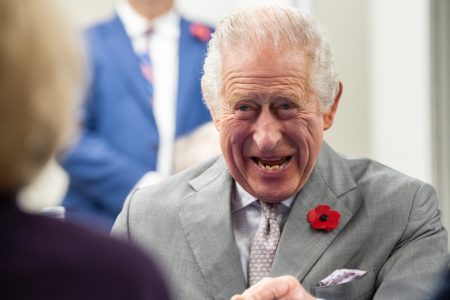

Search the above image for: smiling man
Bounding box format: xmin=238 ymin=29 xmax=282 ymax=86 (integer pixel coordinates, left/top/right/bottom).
xmin=214 ymin=47 xmax=337 ymax=204
xmin=112 ymin=5 xmax=449 ymax=300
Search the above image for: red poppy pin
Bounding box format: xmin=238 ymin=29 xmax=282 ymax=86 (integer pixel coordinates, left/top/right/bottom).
xmin=189 ymin=23 xmax=212 ymax=42
xmin=307 ymin=204 xmax=341 ymax=231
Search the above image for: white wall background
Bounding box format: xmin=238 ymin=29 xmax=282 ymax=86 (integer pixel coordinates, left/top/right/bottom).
xmin=59 ymin=0 xmax=304 ymax=27
xmin=23 ymin=0 xmax=447 ymax=236
xmin=317 ymin=0 xmax=371 ymax=158
xmin=370 ymin=0 xmax=432 ymax=183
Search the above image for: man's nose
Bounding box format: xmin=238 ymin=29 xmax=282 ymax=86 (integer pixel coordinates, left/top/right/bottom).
xmin=252 ymin=108 xmax=282 ymax=152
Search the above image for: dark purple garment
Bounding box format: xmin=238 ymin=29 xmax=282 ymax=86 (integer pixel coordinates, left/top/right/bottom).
xmin=433 ymin=271 xmax=450 ymax=300
xmin=0 ymin=194 xmax=171 ymax=300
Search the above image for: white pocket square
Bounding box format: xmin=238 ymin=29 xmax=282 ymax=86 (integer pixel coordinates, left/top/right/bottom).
xmin=319 ymin=269 xmax=367 ymax=287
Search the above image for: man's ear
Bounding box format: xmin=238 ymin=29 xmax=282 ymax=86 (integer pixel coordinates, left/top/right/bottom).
xmin=323 ymin=81 xmax=343 ymax=130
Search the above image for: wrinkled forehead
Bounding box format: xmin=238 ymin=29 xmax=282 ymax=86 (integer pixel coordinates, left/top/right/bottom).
xmin=223 ymin=46 xmax=311 ymax=71
xmin=220 ymin=47 xmax=314 ymax=96
xmin=224 ymin=35 xmax=313 ymax=59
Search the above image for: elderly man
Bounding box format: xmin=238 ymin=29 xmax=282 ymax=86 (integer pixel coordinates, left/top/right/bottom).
xmin=112 ymin=4 xmax=449 ymax=300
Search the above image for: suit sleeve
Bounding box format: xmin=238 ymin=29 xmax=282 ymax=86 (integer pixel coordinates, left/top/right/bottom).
xmin=60 ymin=128 xmax=148 ymax=215
xmin=373 ymin=183 xmax=450 ymax=299
xmin=110 ymin=188 xmax=136 ymax=241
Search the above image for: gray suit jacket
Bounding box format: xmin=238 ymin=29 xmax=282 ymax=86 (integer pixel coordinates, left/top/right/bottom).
xmin=112 ymin=142 xmax=449 ymax=300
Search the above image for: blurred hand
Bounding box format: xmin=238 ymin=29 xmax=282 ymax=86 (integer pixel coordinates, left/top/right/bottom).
xmin=231 ymin=276 xmax=316 ymax=300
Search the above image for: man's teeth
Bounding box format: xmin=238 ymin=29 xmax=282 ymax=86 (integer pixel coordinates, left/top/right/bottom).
xmin=256 ymin=159 xmax=289 ymax=170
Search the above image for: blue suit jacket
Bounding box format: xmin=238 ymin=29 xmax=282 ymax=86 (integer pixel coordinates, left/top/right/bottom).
xmin=61 ymin=15 xmax=212 ymax=230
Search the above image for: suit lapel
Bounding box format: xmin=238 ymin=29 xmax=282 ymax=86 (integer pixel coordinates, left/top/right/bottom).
xmin=178 ymin=158 xmax=246 ymax=298
xmin=176 ymin=18 xmax=194 ymax=135
xmin=175 ymin=18 xmax=210 ymax=136
xmin=101 ymin=16 xmax=157 ymax=124
xmin=271 ymin=142 xmax=361 ymax=281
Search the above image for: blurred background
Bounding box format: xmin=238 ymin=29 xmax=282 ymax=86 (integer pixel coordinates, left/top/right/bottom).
xmin=20 ymin=0 xmax=449 ymax=243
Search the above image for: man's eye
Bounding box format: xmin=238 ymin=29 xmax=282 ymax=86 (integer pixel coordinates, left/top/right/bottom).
xmin=279 ymin=103 xmax=291 ymax=110
xmin=238 ymin=104 xmax=251 ymax=111
xmin=276 ymin=102 xmax=298 ymax=111
xmin=275 ymin=101 xmax=299 ymax=119
xmin=234 ymin=102 xmax=258 ymax=119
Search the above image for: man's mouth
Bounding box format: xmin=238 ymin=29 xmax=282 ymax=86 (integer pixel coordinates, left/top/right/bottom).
xmin=251 ymin=156 xmax=292 ymax=171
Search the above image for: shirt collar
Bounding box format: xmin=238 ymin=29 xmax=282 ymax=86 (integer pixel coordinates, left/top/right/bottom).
xmin=116 ymin=0 xmax=179 ymax=41
xmin=232 ymin=181 xmax=296 ymax=213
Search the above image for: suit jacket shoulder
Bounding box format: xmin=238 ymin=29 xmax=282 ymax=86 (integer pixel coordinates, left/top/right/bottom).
xmin=128 ymin=156 xmax=223 ymax=209
xmin=112 ymin=156 xmax=244 ymax=299
xmin=114 ymin=156 xmax=226 ymax=242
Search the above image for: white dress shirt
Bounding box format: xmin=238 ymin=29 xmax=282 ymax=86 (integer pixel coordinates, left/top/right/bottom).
xmin=116 ymin=1 xmax=179 ymax=177
xmin=232 ymin=182 xmax=296 ymax=283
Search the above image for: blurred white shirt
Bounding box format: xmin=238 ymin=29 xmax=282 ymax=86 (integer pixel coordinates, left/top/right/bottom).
xmin=117 ymin=1 xmax=179 ymax=177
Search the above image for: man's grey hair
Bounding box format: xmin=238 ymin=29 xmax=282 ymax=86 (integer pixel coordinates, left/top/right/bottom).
xmin=201 ymin=4 xmax=339 ymax=114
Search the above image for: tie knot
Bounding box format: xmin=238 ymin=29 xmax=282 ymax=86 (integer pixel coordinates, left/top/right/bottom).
xmin=143 ymin=26 xmax=153 ymax=38
xmin=143 ymin=22 xmax=153 ymax=34
xmin=138 ymin=26 xmax=153 ymax=54
xmin=260 ymin=201 xmax=278 ymax=220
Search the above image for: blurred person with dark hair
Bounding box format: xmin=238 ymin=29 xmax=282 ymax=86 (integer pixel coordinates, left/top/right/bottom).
xmin=0 ymin=0 xmax=171 ymax=298
xmin=60 ymin=0 xmax=212 ymax=232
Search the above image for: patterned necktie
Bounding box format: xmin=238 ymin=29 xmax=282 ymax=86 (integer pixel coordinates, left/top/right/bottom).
xmin=137 ymin=28 xmax=153 ymax=103
xmin=248 ymin=201 xmax=281 ymax=286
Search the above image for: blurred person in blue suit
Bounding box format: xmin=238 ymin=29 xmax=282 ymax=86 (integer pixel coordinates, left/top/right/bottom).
xmin=0 ymin=0 xmax=171 ymax=298
xmin=60 ymin=0 xmax=212 ymax=231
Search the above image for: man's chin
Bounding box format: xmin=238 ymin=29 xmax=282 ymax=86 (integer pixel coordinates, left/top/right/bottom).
xmin=249 ymin=188 xmax=295 ymax=203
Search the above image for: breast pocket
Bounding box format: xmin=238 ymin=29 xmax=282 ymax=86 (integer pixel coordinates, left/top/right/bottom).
xmin=311 ymin=269 xmax=376 ymax=300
